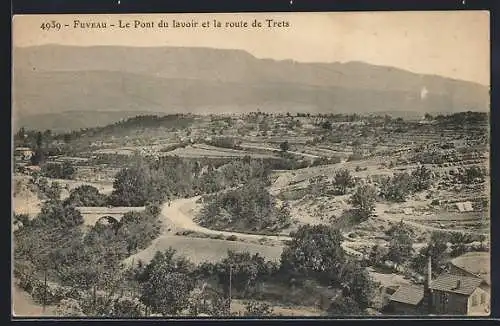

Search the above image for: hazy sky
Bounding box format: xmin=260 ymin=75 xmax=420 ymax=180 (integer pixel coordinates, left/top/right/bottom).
xmin=13 ymin=11 xmax=490 ymax=85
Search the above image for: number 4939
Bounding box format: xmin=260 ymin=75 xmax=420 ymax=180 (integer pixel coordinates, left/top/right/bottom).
xmin=40 ymin=21 xmax=62 ymax=31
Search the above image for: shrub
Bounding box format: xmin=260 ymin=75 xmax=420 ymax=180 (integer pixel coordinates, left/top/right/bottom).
xmin=244 ymin=301 xmax=273 ymax=316
xmin=55 ymin=298 xmax=86 ymax=317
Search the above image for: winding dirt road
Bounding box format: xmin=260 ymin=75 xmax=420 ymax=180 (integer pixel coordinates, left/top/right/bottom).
xmin=161 ymin=197 xmax=291 ymax=242
xmin=164 ymin=197 xmax=366 ymax=257
xmin=125 ymin=195 xmax=366 ymax=265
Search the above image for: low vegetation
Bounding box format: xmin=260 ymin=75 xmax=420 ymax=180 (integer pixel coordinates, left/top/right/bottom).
xmin=197 ymin=180 xmax=291 ymax=234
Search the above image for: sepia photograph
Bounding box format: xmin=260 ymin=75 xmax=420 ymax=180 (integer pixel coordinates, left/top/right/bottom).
xmin=12 ymin=11 xmax=490 ymax=318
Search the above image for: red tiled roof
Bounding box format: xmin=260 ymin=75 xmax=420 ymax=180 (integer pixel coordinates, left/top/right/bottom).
xmin=389 ymin=284 xmax=424 ymax=306
xmin=430 ymin=273 xmax=484 ymax=296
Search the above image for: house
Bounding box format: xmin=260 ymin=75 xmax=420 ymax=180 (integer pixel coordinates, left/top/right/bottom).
xmin=429 ymin=273 xmax=489 ymax=315
xmin=387 ymin=256 xmax=490 ymax=316
xmin=23 ymin=165 xmax=41 ymax=175
xmin=14 ymin=147 xmax=34 ymax=161
xmin=456 ymin=201 xmax=474 ymax=212
xmin=387 ymin=284 xmax=425 ymax=314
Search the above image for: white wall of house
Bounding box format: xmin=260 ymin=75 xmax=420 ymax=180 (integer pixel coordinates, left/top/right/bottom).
xmin=467 ymin=286 xmax=490 ymax=316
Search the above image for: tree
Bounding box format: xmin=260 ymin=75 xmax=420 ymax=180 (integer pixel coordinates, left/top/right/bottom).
xmin=349 ymin=184 xmax=377 ymax=221
xmin=109 ymin=167 xmax=150 ymax=206
xmin=387 ymin=222 xmax=414 ymax=265
xmin=379 ymin=173 xmax=412 ymax=202
xmin=64 ymin=185 xmax=108 ymax=207
xmin=280 ymin=224 xmax=346 ymax=284
xmin=137 ymin=249 xmax=195 ymax=316
xmin=337 ymin=260 xmax=377 ymax=309
xmin=411 ymin=165 xmax=432 ymax=192
xmin=321 ymin=120 xmax=332 ymax=130
xmin=328 ymin=295 xmax=363 ymax=316
xmin=110 ymin=297 xmax=145 ymax=317
xmin=333 ymin=168 xmax=355 ymax=195
xmin=368 ymin=244 xmax=387 ymax=267
xmin=45 ymin=182 xmax=62 ymax=202
xmin=280 ymin=141 xmax=289 ymax=152
xmin=36 ymin=131 xmax=43 ymax=148
xmin=30 ymin=149 xmax=45 ymax=166
xmin=37 ymin=200 xmax=84 ymax=228
xmin=196 ymin=251 xmax=275 ymax=298
xmin=412 ymin=232 xmax=448 ymax=275
xmin=145 ymin=202 xmax=161 ymax=218
xmin=61 ymin=161 xmax=76 ymax=180
xmin=41 ymin=162 xmax=76 ymax=180
xmin=460 ymin=166 xmax=485 ymax=184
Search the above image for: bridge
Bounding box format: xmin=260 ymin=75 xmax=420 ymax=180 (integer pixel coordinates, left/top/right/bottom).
xmin=75 ymin=206 xmax=146 ymax=226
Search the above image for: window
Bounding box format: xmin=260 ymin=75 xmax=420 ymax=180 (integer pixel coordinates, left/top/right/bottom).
xmin=480 ymin=293 xmax=486 ymax=305
xmin=471 ymin=295 xmax=478 ymax=306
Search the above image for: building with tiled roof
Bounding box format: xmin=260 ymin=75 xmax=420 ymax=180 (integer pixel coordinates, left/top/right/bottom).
xmin=430 ymin=273 xmax=485 ymax=296
xmin=387 ymin=284 xmax=425 ymax=314
xmin=386 ymin=255 xmax=490 ymax=316
xmin=429 ymin=273 xmax=489 ymax=315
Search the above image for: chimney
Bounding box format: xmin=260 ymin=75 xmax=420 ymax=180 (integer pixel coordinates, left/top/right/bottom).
xmin=424 ymin=255 xmax=433 ymax=314
xmin=426 ymin=255 xmax=432 ymax=289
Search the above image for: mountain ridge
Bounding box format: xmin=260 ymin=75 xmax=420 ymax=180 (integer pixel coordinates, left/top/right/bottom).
xmin=13 ymin=45 xmax=489 ymax=130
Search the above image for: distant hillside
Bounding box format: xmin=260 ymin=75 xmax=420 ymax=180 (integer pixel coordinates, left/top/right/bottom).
xmin=13 ymin=45 xmax=489 ymax=130
xmin=13 ymin=110 xmax=171 ymax=133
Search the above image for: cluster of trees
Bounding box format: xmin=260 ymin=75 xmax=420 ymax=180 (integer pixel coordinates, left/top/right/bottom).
xmin=14 ymin=128 xmax=74 ymax=166
xmin=450 ymin=166 xmax=486 ymax=184
xmin=205 ymin=137 xmax=241 ymax=150
xmin=63 ymin=185 xmax=109 ymax=207
xmin=379 ymin=166 xmax=432 ymax=202
xmin=368 ymin=222 xmax=442 ymax=274
xmin=108 ymin=155 xmax=273 ymax=206
xmin=197 ymin=180 xmax=291 ymax=233
xmin=15 ymin=211 xmax=378 ymax=317
xmin=434 ymin=111 xmax=488 ymax=127
xmin=368 ymin=219 xmax=487 ymax=283
xmin=40 ymin=161 xmax=76 ymax=180
xmin=129 ymin=223 xmax=377 ymax=317
xmin=280 ymin=224 xmax=377 ymax=314
xmin=13 ymin=194 xmax=162 ymax=314
xmin=197 ymin=251 xmax=278 ymax=299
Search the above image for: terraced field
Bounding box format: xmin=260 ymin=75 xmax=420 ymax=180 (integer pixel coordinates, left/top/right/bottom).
xmin=162 ymin=145 xmax=277 ymax=159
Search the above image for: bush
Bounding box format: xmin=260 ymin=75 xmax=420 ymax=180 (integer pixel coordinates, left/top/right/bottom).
xmin=55 ymin=298 xmax=86 ymax=317
xmin=349 ymin=184 xmax=377 ymax=221
xmin=430 ymin=199 xmax=440 ymax=206
xmin=379 ymin=173 xmax=412 ymax=202
xmin=244 ymin=301 xmax=273 ymax=316
xmin=332 ymin=168 xmax=355 ymax=195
